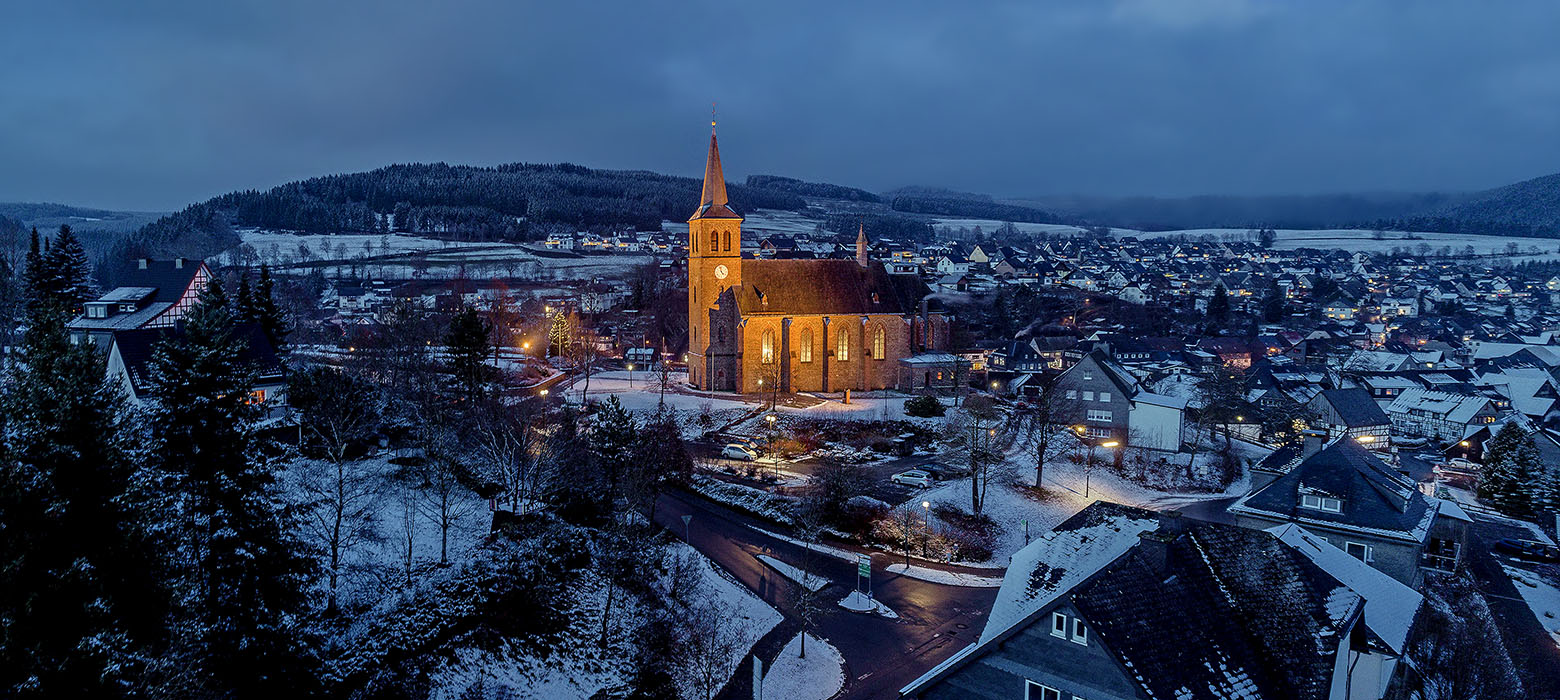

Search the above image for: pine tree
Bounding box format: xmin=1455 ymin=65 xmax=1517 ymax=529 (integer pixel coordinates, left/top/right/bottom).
xmin=0 ymin=297 xmax=167 ymax=696
xmin=1262 ymin=277 xmax=1285 ymax=323
xmin=1477 ymin=423 xmax=1541 ymax=517
xmin=445 ymin=305 xmax=491 ymax=397
xmin=146 ymin=283 xmax=318 ymax=697
xmin=548 ymin=311 xmax=571 ymax=357
xmin=1207 ymin=283 xmax=1231 ymax=324
xmin=252 ymin=264 xmax=288 ymax=352
xmin=234 ymin=269 xmax=256 ymax=323
xmin=46 ymin=224 xmax=94 ymax=312
xmin=22 ymin=227 xmax=53 ymax=314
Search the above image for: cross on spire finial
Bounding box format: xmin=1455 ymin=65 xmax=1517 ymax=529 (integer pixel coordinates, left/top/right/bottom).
xmin=711 ymin=102 xmax=717 ymax=131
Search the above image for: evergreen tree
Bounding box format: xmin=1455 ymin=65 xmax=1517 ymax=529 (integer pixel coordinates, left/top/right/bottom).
xmin=234 ymin=269 xmax=256 ymax=323
xmin=1262 ymin=277 xmax=1286 ymax=323
xmin=1477 ymin=423 xmax=1542 ymax=517
xmin=146 ymin=283 xmax=318 ymax=697
xmin=1207 ymin=283 xmax=1230 ymax=325
xmin=22 ymin=226 xmax=54 ymax=314
xmin=252 ymin=264 xmax=289 ymax=352
xmin=445 ymin=305 xmax=491 ymax=397
xmin=0 ymin=299 xmax=167 ymax=697
xmin=47 ymin=224 xmax=94 ymax=311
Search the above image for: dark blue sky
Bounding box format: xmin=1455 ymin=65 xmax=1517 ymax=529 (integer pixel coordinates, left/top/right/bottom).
xmin=4 ymin=1 xmax=1559 ymax=211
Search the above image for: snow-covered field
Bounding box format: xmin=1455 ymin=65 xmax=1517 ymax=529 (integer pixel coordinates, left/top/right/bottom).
xmin=760 ymin=633 xmax=846 ymax=700
xmin=1122 ymin=227 xmax=1560 ymax=258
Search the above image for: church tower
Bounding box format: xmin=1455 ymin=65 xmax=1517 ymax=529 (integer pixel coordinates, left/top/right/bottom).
xmin=687 ymin=121 xmax=742 ymax=389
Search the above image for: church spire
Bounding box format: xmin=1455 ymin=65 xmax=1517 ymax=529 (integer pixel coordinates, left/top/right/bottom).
xmin=691 ymin=118 xmax=741 ymax=220
xmin=856 ymin=223 xmax=869 ymax=267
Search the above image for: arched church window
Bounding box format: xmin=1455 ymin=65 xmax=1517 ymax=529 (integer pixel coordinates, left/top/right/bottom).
xmin=837 ymin=329 xmax=850 ymax=362
xmin=872 ymin=325 xmax=885 ymax=360
xmin=723 ymin=231 xmax=731 ymax=251
xmin=710 ymin=230 xmax=718 ymax=251
xmin=761 ymin=329 xmax=775 ymax=364
xmin=799 ymin=328 xmax=813 ymax=363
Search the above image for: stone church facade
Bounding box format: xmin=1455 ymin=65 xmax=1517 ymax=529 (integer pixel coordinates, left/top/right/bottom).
xmin=685 ymin=125 xmax=948 ymax=394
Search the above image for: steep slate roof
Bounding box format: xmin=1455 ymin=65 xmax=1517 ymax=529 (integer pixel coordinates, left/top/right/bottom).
xmin=1072 ymin=524 xmax=1359 ymax=700
xmin=1231 ymin=439 xmax=1435 ymax=543
xmin=1266 ymin=524 xmax=1422 ymax=655
xmin=732 ymin=259 xmax=931 ymax=316
xmin=111 ymin=322 xmax=283 ymax=397
xmin=690 ymin=127 xmax=741 ymax=220
xmin=1315 ymin=388 xmax=1390 ymax=427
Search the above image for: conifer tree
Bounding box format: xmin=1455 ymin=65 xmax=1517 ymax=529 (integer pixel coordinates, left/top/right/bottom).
xmin=234 ymin=268 xmax=256 ymax=323
xmin=1477 ymin=422 xmax=1541 ymax=517
xmin=1207 ymin=283 xmax=1231 ymax=324
xmin=146 ymin=282 xmax=318 ymax=697
xmin=0 ymin=296 xmax=166 ymax=696
xmin=253 ymin=264 xmax=288 ymax=352
xmin=445 ymin=305 xmax=491 ymax=397
xmin=47 ymin=224 xmax=94 ymax=311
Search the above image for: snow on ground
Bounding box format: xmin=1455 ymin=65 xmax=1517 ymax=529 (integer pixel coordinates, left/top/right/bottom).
xmin=1502 ymin=565 xmax=1560 ymax=647
xmin=1117 ymin=227 xmax=1560 ymax=260
xmin=760 ymin=633 xmax=846 ymax=700
xmin=912 ymin=430 xmax=1265 ymax=565
xmin=758 ymin=554 xmax=829 ymax=591
xmin=883 ymin=562 xmax=1004 ymax=587
xmin=838 ymin=590 xmax=900 ymax=618
xmin=236 ymin=229 xmax=489 ymax=261
xmin=749 ymin=525 xmax=860 ymax=563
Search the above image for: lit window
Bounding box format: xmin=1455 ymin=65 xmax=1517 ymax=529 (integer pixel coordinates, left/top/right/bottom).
xmin=1050 ymin=612 xmax=1067 ymax=638
xmin=761 ymin=330 xmax=775 ymax=364
xmin=872 ymin=325 xmax=885 ymax=360
xmin=837 ymin=329 xmax=849 ymax=361
xmin=799 ymin=329 xmax=813 ymax=363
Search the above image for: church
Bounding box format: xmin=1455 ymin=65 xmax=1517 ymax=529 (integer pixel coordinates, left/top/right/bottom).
xmin=685 ymin=124 xmax=949 ymax=394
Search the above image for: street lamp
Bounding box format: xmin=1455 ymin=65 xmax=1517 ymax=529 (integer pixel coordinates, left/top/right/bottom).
xmin=627 ymin=363 xmax=634 ymax=387
xmin=921 ymin=500 xmax=931 ymax=557
xmin=539 ymin=389 xmax=549 ymax=399
xmin=765 ymin=413 xmax=779 ymax=480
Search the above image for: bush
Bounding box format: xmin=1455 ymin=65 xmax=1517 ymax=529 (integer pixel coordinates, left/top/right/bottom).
xmin=905 ymin=394 xmax=946 ymax=418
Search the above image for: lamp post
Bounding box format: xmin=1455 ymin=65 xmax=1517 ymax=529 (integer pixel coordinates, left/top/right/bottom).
xmin=627 ymin=362 xmax=634 ymax=388
xmin=765 ymin=413 xmax=779 ymax=481
xmin=921 ymin=500 xmax=931 ymax=557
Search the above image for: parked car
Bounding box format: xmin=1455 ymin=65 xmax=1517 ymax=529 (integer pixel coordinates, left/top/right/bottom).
xmin=890 ymin=469 xmax=935 ymax=488
xmin=721 ymin=444 xmax=759 ymax=461
xmin=920 ymin=462 xmax=969 ymax=481
xmin=1493 ymin=538 xmax=1560 ymax=562
xmin=717 ymin=434 xmax=765 ymax=455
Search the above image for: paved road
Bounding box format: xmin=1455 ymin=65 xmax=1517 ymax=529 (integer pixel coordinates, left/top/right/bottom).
xmin=654 ymin=488 xmax=998 ymax=700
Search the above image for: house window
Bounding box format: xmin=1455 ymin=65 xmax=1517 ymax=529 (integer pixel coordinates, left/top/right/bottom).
xmin=1066 ymin=390 xmax=1077 ymax=399
xmin=1026 ymin=681 xmax=1061 ymax=700
xmin=247 ymin=389 xmax=267 ymax=404
xmin=1082 ymin=391 xmax=1094 ymax=401
xmin=800 ymin=329 xmax=813 ymax=363
xmin=761 ymin=330 xmax=775 ymax=364
xmin=1301 ymin=494 xmax=1342 ymax=513
xmin=1087 ymin=410 xmax=1112 ymax=422
xmin=837 ymin=329 xmax=849 ymax=361
xmin=872 ymin=325 xmax=885 ymax=360
xmin=1346 ymin=542 xmax=1373 ymax=562
xmin=1050 ymin=612 xmax=1067 ymax=638
xmin=1071 ymin=618 xmax=1088 ymax=645
xmin=1099 ymin=392 xmax=1111 ymax=403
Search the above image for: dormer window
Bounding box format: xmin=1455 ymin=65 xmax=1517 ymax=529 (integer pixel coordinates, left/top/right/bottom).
xmin=1301 ymin=494 xmax=1343 ymax=513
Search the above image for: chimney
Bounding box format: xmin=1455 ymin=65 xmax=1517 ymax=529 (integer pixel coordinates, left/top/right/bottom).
xmin=174 ymin=258 xmax=184 ymax=269
xmin=138 ymin=258 xmax=149 ymax=269
xmin=1301 ymin=429 xmax=1326 ymax=459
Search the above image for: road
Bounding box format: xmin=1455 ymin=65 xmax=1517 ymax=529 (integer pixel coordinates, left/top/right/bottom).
xmin=654 ymin=488 xmax=998 ymax=700
xmin=1464 ymin=515 xmax=1560 ymax=698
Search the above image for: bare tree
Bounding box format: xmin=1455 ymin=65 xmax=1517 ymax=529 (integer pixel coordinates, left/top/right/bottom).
xmin=677 ymin=599 xmax=748 ymax=700
xmin=942 ymin=395 xmax=1010 ymax=516
xmin=415 ymin=414 xmax=479 ymax=566
xmin=470 ymin=396 xmax=547 ymax=514
xmin=1009 ymin=379 xmax=1078 ymax=489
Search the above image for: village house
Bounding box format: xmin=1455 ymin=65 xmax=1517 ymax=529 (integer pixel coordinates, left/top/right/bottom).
xmin=67 ymin=258 xmax=211 ymax=346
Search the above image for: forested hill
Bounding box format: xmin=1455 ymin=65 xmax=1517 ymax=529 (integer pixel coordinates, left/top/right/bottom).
xmin=112 ymin=162 xmax=809 ymax=262
xmin=1379 ymin=171 xmax=1560 ymax=238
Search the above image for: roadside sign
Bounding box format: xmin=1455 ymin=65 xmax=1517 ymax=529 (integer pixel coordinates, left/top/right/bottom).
xmin=681 ymin=515 xmax=692 ymax=527
xmin=857 ymin=555 xmax=871 ymax=578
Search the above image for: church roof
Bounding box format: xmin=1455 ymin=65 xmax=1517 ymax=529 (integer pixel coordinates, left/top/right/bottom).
xmin=691 ymin=127 xmax=742 ymax=220
xmin=733 ymin=259 xmax=931 ymax=316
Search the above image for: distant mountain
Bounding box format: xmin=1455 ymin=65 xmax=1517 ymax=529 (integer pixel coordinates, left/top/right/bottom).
xmin=745 ymin=174 xmax=880 ymax=203
xmin=1389 ymin=172 xmax=1560 ymax=238
xmin=889 ymin=194 xmax=1068 ymax=225
xmin=111 ymin=162 xmax=810 ymax=267
xmin=0 ymin=202 xmax=165 ymax=234
xmin=1009 ymin=192 xmax=1464 ymax=231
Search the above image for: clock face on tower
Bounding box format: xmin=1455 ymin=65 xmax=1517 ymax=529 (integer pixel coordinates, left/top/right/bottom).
xmin=714 ymin=264 xmax=729 ymax=280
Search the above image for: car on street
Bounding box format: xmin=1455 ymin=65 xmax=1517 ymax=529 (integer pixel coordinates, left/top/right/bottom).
xmin=890 ymin=469 xmax=935 ymax=488
xmin=1493 ymin=538 xmax=1560 ymax=562
xmin=920 ymin=462 xmax=970 ymax=481
xmin=720 ymin=444 xmax=759 ymax=461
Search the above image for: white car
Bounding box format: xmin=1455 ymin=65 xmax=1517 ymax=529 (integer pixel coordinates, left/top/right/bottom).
xmin=721 ymin=444 xmax=759 ymax=461
xmin=890 ymin=469 xmax=935 ymax=488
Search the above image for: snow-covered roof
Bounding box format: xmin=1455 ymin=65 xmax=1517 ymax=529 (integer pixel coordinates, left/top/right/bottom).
xmin=1386 ymin=387 xmax=1490 ymax=424
xmin=1132 ymin=391 xmax=1188 ymax=410
xmin=1266 ymin=524 xmax=1422 ymax=655
xmin=979 ymin=503 xmax=1160 ymax=644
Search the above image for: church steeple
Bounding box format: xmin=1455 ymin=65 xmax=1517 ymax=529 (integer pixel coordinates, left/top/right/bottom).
xmin=691 ymin=121 xmax=741 ymax=220
xmin=856 ymin=224 xmax=869 ymax=267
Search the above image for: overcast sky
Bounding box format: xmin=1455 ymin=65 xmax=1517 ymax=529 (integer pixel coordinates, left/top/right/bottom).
xmin=3 ymin=0 xmax=1559 ymax=211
